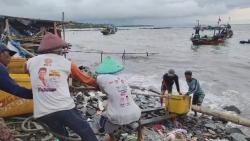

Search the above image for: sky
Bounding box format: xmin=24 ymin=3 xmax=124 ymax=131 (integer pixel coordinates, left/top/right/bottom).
xmin=0 ymin=0 xmax=250 ymax=26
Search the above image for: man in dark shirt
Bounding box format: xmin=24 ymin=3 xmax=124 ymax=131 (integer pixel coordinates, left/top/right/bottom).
xmin=161 ymin=69 xmax=182 ymax=95
xmin=0 ymin=43 xmax=33 ymax=141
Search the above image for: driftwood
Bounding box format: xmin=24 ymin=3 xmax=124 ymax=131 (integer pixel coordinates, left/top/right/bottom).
xmin=192 ymin=105 xmax=250 ymax=127
xmin=131 ymin=92 xmax=162 ymax=97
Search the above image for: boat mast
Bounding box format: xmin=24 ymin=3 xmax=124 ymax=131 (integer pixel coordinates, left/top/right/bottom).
xmin=62 ymin=12 xmax=65 ymax=41
xmin=227 ymin=16 xmax=231 ymax=24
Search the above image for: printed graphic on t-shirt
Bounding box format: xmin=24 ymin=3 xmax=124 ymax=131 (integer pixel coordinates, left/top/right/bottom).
xmin=48 ymin=70 xmax=61 ymax=88
xmin=44 ymin=58 xmax=53 ymax=66
xmin=109 ymin=77 xmax=130 ymax=107
xmin=120 ymin=92 xmax=130 ymax=107
xmin=37 ymin=59 xmax=61 ymax=92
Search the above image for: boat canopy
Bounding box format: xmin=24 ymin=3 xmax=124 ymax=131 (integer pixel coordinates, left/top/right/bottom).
xmin=193 ymin=24 xmax=231 ymax=31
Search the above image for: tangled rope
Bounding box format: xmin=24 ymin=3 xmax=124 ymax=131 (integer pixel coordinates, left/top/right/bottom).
xmin=9 ymin=115 xmax=82 ymax=141
xmin=5 ymin=86 xmax=156 ymax=141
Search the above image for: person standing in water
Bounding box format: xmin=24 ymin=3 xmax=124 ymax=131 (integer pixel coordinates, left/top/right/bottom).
xmin=161 ymin=69 xmax=182 ymax=95
xmin=184 ymin=70 xmax=205 ymax=116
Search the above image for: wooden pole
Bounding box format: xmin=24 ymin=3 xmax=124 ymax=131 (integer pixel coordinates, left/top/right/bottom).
xmin=192 ymin=105 xmax=250 ymax=127
xmin=54 ymin=22 xmax=57 ymax=35
xmin=61 ymin=12 xmax=67 ymax=58
xmin=62 ymin=12 xmax=65 ymax=41
xmin=2 ymin=18 xmax=10 ymax=44
xmin=100 ymin=51 xmax=103 ymax=62
xmin=4 ymin=18 xmax=10 ymax=34
xmin=131 ymin=92 xmax=161 ymax=97
xmin=122 ymin=49 xmax=125 ymax=60
xmin=129 ymin=85 xmax=161 ymax=95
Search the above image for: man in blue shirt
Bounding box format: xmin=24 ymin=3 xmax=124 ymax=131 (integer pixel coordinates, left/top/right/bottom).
xmin=185 ymin=71 xmax=205 ymax=116
xmin=0 ymin=43 xmax=33 ymax=141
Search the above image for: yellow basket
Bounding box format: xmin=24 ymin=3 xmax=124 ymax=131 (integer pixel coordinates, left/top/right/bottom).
xmin=0 ymin=74 xmax=33 ymax=117
xmin=7 ymin=58 xmax=27 ymax=74
xmin=165 ymin=95 xmax=191 ymax=114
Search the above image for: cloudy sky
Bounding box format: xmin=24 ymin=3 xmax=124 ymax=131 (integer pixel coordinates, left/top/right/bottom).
xmin=1 ymin=0 xmax=250 ymax=26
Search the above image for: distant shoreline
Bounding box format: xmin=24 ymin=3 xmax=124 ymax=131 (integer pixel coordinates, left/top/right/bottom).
xmin=65 ymin=23 xmax=250 ymax=31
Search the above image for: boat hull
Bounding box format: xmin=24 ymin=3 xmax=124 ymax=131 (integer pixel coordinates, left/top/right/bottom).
xmin=240 ymin=41 xmax=250 ymax=44
xmin=191 ymin=38 xmax=225 ymax=45
xmin=101 ymin=27 xmax=117 ymax=35
xmin=101 ymin=30 xmax=110 ymax=35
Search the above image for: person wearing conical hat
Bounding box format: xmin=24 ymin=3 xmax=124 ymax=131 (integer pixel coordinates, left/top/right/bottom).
xmin=96 ymin=56 xmax=141 ymax=141
xmin=26 ymin=32 xmax=98 ymax=141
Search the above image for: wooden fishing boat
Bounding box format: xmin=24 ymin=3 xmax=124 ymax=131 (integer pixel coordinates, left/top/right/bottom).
xmin=101 ymin=29 xmax=110 ymax=35
xmin=240 ymin=39 xmax=250 ymax=44
xmin=191 ymin=35 xmax=225 ymax=45
xmin=101 ymin=25 xmax=117 ymax=35
xmin=191 ymin=19 xmax=233 ymax=45
xmin=191 ymin=25 xmax=226 ymax=45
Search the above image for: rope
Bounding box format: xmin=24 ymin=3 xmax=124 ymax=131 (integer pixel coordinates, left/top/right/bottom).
xmin=6 ymin=87 xmax=161 ymax=140
xmin=21 ymin=116 xmax=82 ymax=141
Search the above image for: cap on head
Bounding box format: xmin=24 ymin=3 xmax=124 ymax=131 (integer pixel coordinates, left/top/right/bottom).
xmin=185 ymin=70 xmax=192 ymax=76
xmin=37 ymin=32 xmax=68 ymax=53
xmin=168 ymin=69 xmax=175 ymax=76
xmin=96 ymin=56 xmax=124 ymax=74
xmin=0 ymin=43 xmax=16 ymax=56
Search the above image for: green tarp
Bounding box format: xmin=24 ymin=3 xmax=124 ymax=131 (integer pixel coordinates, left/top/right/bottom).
xmin=96 ymin=56 xmax=124 ymax=74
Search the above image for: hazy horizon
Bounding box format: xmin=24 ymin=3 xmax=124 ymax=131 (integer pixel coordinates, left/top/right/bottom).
xmin=1 ymin=0 xmax=250 ymax=26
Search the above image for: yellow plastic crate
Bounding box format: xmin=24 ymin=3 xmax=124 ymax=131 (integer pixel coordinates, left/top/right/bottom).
xmin=7 ymin=58 xmax=27 ymax=74
xmin=0 ymin=74 xmax=33 ymax=117
xmin=165 ymin=95 xmax=191 ymax=114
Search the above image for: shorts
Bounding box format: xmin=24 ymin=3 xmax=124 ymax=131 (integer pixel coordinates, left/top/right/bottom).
xmin=192 ymin=94 xmax=205 ymax=106
xmin=99 ymin=116 xmax=121 ymax=134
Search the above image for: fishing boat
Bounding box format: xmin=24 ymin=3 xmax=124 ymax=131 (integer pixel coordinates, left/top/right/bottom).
xmin=191 ymin=25 xmax=225 ymax=45
xmin=101 ymin=25 xmax=117 ymax=35
xmin=191 ymin=18 xmax=233 ymax=45
xmin=219 ymin=24 xmax=233 ymax=38
xmin=240 ymin=39 xmax=250 ymax=44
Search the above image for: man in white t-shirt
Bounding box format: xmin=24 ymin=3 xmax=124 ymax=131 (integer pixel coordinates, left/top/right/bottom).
xmin=96 ymin=56 xmax=141 ymax=141
xmin=26 ymin=32 xmax=98 ymax=141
